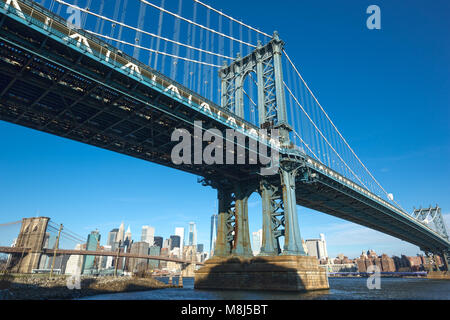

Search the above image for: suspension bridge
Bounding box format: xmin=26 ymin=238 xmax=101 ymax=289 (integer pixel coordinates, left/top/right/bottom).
xmin=0 ymin=0 xmax=448 ymax=290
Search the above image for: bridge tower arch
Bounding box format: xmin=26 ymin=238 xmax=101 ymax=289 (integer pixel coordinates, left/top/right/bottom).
xmin=8 ymin=217 xmax=50 ymax=273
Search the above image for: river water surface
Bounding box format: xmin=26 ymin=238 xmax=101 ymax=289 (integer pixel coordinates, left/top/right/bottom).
xmin=79 ymin=277 xmax=450 ymax=300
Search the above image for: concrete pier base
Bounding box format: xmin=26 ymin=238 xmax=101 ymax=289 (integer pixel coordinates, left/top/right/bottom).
xmin=194 ymin=255 xmax=329 ymax=291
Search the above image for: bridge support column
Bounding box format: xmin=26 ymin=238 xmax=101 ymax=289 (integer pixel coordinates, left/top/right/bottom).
xmin=231 ymin=183 xmax=253 ymax=257
xmin=280 ymin=165 xmax=306 ymax=256
xmin=443 ymin=251 xmax=449 ymax=271
xmin=259 ymin=180 xmax=281 ymax=256
xmin=213 ymin=188 xmax=234 ymax=257
xmin=212 ymin=182 xmax=254 ymax=258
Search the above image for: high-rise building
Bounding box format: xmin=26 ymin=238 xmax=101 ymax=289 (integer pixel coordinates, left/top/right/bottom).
xmin=117 ymin=222 xmax=125 ymax=244
xmin=305 ymin=234 xmax=328 ymax=260
xmin=129 ymin=241 xmax=149 ymax=273
xmin=210 ymin=214 xmax=218 ymax=257
xmin=125 ymin=225 xmax=132 ymax=242
xmin=162 ymin=238 xmax=171 ymax=249
xmin=123 ymin=225 xmax=132 ymax=248
xmin=107 ymin=228 xmax=119 ymax=247
xmin=175 ymin=227 xmax=185 ymax=254
xmin=82 ymin=230 xmax=101 ymax=274
xmin=197 ymin=244 xmax=204 ymax=253
xmin=141 ymin=226 xmax=155 ymax=246
xmin=188 ymin=222 xmax=197 ymax=246
xmin=170 ymin=235 xmax=181 ymax=250
xmin=148 ymin=245 xmax=161 ymax=269
xmin=153 ymin=236 xmax=163 ymax=248
xmin=100 ymin=245 xmax=113 ymax=269
xmin=252 ymin=229 xmax=263 ymax=256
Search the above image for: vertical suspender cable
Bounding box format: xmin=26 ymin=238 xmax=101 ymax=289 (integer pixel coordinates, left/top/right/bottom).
xmin=94 ymin=0 xmax=105 ymax=34
xmin=153 ymin=0 xmax=165 ymax=70
xmin=206 ymin=7 xmax=213 ymax=101
xmin=239 ymin=20 xmax=243 ymax=57
xmin=170 ymin=0 xmax=183 ymax=80
xmin=109 ymin=0 xmax=121 ymax=45
xmin=285 ymin=56 xmax=297 ymax=146
xmin=196 ymin=12 xmax=204 ymax=95
xmin=229 ymin=19 xmax=233 ymax=58
xmin=117 ymin=0 xmax=128 ymax=51
xmin=82 ymin=0 xmax=93 ymax=29
xmin=188 ymin=2 xmax=197 ymax=91
xmin=133 ymin=1 xmax=147 ymax=59
xmin=217 ymin=10 xmax=223 ymax=104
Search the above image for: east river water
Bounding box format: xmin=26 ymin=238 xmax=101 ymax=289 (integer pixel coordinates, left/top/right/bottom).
xmin=79 ymin=277 xmax=450 ymax=300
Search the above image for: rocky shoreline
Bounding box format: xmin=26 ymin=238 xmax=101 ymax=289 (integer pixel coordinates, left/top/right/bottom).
xmin=0 ymin=274 xmax=176 ymax=300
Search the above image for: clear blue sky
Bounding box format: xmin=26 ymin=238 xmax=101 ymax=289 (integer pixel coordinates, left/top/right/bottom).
xmin=0 ymin=0 xmax=449 ymax=258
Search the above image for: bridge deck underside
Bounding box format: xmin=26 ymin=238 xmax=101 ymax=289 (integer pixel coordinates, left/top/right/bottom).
xmin=295 ymin=173 xmax=448 ymax=252
xmin=0 ymin=13 xmax=261 ymax=181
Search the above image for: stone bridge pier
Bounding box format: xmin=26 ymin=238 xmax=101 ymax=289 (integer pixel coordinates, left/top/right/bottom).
xmin=194 ymin=165 xmax=329 ymax=291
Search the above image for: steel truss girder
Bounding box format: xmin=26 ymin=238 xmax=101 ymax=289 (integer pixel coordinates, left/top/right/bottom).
xmin=259 ymin=179 xmax=284 ymax=255
xmin=412 ymin=206 xmax=449 ymax=240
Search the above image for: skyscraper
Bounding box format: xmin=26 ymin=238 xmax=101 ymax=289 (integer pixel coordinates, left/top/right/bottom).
xmin=153 ymin=236 xmax=163 ymax=248
xmin=175 ymin=227 xmax=184 ymax=254
xmin=141 ymin=225 xmax=155 ymax=245
xmin=82 ymin=230 xmax=100 ymax=274
xmin=116 ymin=222 xmax=125 ymax=244
xmin=123 ymin=225 xmax=132 ymax=248
xmin=125 ymin=225 xmax=132 ymax=242
xmin=170 ymin=235 xmax=181 ymax=250
xmin=188 ymin=222 xmax=197 ymax=246
xmin=210 ymin=214 xmax=218 ymax=256
xmin=107 ymin=228 xmax=119 ymax=247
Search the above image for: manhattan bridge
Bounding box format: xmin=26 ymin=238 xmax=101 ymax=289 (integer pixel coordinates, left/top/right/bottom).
xmin=0 ymin=0 xmax=448 ymax=289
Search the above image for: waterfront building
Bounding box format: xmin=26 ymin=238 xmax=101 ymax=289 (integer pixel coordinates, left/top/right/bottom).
xmin=305 ymin=234 xmax=328 ymax=260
